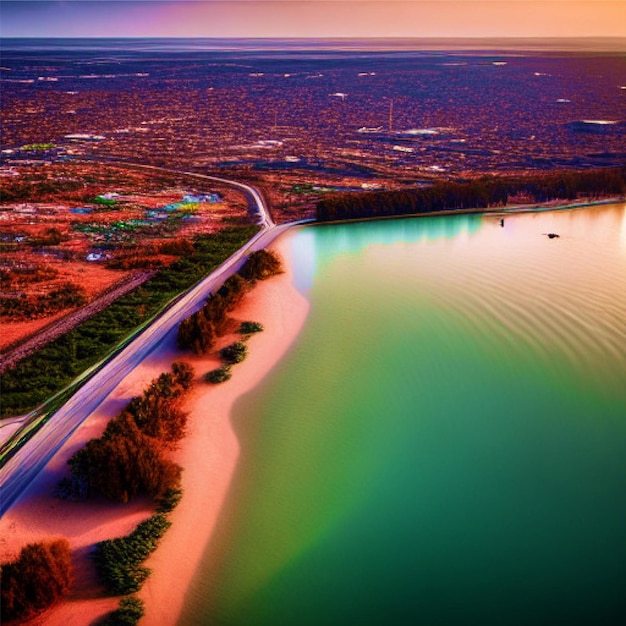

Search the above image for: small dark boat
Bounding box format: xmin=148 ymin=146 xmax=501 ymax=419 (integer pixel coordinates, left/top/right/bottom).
xmin=546 ymin=233 xmax=560 ymax=239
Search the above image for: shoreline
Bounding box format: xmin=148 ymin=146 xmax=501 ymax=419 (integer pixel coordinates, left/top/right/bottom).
xmin=0 ymin=233 xmax=310 ymax=625
xmin=138 ymin=234 xmax=310 ymax=625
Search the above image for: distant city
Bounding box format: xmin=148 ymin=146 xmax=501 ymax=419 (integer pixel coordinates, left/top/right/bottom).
xmin=2 ymin=40 xmax=625 ymax=185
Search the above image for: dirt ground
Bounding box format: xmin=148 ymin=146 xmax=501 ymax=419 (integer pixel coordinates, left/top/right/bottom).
xmin=0 ymin=163 xmax=251 ymax=350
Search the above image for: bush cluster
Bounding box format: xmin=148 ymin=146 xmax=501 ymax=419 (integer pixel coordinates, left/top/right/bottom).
xmin=177 ymin=273 xmax=250 ymax=354
xmin=57 ymin=362 xmax=193 ymax=503
xmin=203 ymin=340 xmax=251 ymax=385
xmin=220 ymin=341 xmax=248 ymax=364
xmin=1 ymin=281 xmax=87 ymax=320
xmin=1 ymin=539 xmax=74 ymax=622
xmin=203 ymin=365 xmax=232 ymax=384
xmin=239 ymin=321 xmax=264 ymax=334
xmin=0 ymin=177 xmax=85 ymax=202
xmin=238 ymin=249 xmax=283 ymax=281
xmin=100 ymin=597 xmax=145 ymax=626
xmin=92 ymin=514 xmax=171 ymax=595
xmin=0 ymin=262 xmax=59 ymax=287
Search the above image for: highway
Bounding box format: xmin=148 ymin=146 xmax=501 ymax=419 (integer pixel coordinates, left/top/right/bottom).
xmin=0 ymin=166 xmax=305 ymax=516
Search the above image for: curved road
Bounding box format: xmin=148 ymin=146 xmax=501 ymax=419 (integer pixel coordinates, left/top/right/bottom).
xmin=0 ymin=166 xmax=305 ymax=516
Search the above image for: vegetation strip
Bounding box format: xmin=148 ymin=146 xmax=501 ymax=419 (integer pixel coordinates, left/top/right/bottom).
xmin=0 ymin=272 xmax=155 ymax=374
xmin=7 ymin=362 xmax=197 ymax=622
xmin=93 ymin=514 xmax=172 ymax=595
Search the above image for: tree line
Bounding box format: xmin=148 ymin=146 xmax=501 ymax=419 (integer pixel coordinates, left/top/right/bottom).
xmin=316 ymin=167 xmax=626 ymax=222
xmin=177 ymin=249 xmax=282 ymax=356
xmin=57 ymin=362 xmax=193 ymax=504
xmin=0 ymin=281 xmax=87 ymax=320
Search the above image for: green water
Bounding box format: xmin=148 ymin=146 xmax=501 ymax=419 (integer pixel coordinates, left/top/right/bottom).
xmin=180 ymin=205 xmax=626 ymax=626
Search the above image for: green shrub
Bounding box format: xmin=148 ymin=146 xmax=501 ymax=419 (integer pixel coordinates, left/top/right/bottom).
xmin=203 ymin=365 xmax=232 ymax=384
xmin=93 ymin=514 xmax=171 ymax=595
xmin=219 ymin=341 xmax=248 ymax=364
xmin=93 ymin=197 xmax=117 ymax=207
xmin=239 ymin=321 xmax=264 ymax=334
xmin=156 ymin=487 xmax=184 ymax=514
xmin=100 ymin=597 xmax=145 ymax=625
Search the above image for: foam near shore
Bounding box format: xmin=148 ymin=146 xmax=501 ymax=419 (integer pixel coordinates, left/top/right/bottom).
xmin=0 ymin=234 xmax=309 ymax=626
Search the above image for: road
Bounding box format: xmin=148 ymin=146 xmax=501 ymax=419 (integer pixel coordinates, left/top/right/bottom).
xmin=0 ymin=166 xmax=305 ymax=516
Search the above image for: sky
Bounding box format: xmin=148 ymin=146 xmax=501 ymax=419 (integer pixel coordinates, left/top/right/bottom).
xmin=1 ymin=0 xmax=625 ymax=39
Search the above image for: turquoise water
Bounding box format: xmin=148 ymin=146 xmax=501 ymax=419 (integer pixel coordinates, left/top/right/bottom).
xmin=180 ymin=205 xmax=626 ymax=626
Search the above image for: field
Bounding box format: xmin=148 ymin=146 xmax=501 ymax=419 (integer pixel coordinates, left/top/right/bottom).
xmin=0 ymin=163 xmax=250 ymax=351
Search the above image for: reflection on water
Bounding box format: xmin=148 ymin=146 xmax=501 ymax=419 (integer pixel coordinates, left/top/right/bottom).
xmin=180 ymin=204 xmax=626 ymax=626
xmin=293 ymin=214 xmax=482 ymax=293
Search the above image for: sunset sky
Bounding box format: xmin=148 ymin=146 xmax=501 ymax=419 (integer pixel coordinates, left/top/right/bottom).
xmin=1 ymin=1 xmax=625 ymax=39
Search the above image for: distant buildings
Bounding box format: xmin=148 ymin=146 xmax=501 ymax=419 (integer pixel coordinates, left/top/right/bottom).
xmin=64 ymin=134 xmax=106 ymax=142
xmin=568 ymin=120 xmax=622 ymax=134
xmin=2 ymin=51 xmax=625 ymax=178
xmin=182 ymin=193 xmax=221 ymax=203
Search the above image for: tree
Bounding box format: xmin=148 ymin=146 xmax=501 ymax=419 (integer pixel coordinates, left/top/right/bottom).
xmin=172 ymin=361 xmax=194 ymax=390
xmin=1 ymin=539 xmax=74 ymax=622
xmin=239 ymin=249 xmax=283 ymax=281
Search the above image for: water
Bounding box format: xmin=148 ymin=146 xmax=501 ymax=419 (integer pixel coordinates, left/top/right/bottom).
xmin=180 ymin=204 xmax=626 ymax=626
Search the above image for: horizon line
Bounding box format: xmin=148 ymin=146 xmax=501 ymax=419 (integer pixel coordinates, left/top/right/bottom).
xmin=2 ymin=35 xmax=626 ymax=40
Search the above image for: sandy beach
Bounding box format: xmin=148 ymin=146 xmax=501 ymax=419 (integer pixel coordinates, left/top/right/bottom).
xmin=0 ymin=234 xmax=310 ymax=625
